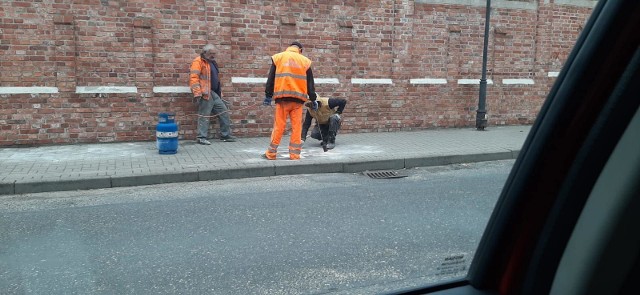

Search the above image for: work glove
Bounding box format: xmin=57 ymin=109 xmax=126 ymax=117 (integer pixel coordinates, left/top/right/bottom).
xmin=222 ymin=99 xmax=231 ymax=110
xmin=311 ymin=100 xmax=318 ymax=111
xmin=193 ymin=95 xmax=202 ymax=104
xmin=263 ymin=96 xmax=272 ymax=106
xmin=333 ymin=113 xmax=341 ymax=121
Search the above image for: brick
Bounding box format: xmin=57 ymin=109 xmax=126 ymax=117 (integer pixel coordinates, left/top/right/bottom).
xmin=53 ymin=15 xmax=74 ymax=25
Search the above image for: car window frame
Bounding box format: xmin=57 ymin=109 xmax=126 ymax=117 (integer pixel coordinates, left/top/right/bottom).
xmin=392 ymin=0 xmax=640 ymax=294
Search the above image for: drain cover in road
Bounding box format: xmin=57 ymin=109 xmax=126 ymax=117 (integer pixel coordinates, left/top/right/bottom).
xmin=363 ymin=170 xmax=408 ymax=179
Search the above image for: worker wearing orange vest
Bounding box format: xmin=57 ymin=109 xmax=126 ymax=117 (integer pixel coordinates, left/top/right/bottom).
xmin=262 ymin=41 xmax=317 ymax=160
xmin=189 ymin=44 xmax=236 ymax=144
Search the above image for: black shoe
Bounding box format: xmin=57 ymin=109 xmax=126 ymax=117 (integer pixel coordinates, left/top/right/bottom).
xmin=321 ymin=141 xmax=328 ymax=152
xmin=221 ymin=135 xmax=236 ymax=142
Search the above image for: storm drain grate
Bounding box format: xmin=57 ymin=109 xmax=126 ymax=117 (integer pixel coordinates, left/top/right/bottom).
xmin=363 ymin=170 xmax=408 ymax=179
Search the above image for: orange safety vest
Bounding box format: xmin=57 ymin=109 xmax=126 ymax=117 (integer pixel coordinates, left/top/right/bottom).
xmin=272 ymin=46 xmax=311 ymax=102
xmin=189 ymin=56 xmax=219 ymax=99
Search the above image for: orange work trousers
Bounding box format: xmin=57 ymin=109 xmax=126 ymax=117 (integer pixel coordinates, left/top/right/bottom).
xmin=265 ymin=101 xmax=303 ymax=160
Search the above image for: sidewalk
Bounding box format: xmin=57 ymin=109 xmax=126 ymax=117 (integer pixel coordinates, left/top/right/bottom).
xmin=0 ymin=125 xmax=531 ymax=195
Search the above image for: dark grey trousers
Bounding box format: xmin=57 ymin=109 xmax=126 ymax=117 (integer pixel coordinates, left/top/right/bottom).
xmin=310 ymin=114 xmax=342 ymax=141
xmin=197 ymin=93 xmax=231 ymax=139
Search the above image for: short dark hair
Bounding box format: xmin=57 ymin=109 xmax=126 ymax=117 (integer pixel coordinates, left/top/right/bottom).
xmin=290 ymin=41 xmax=303 ymax=49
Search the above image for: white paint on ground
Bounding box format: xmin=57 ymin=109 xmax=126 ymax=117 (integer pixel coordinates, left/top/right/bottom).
xmin=3 ymin=143 xmax=151 ymax=163
xmin=548 ymin=72 xmax=560 ymax=77
xmin=242 ymin=143 xmax=383 ymax=162
xmin=304 ymin=144 xmax=383 ymax=158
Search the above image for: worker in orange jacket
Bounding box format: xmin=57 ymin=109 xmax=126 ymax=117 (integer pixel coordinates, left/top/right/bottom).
xmin=189 ymin=44 xmax=236 ymax=144
xmin=262 ymin=41 xmax=317 ymax=160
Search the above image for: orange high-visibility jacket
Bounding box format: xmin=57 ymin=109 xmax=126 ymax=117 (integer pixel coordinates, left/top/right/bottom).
xmin=272 ymin=46 xmax=312 ymax=102
xmin=189 ymin=56 xmax=220 ymax=100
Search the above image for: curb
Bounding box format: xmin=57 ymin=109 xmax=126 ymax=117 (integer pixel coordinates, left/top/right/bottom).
xmin=1 ymin=151 xmax=519 ymax=195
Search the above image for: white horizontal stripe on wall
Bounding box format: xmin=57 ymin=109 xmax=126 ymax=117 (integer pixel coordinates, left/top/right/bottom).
xmin=458 ymin=79 xmax=494 ymax=85
xmin=315 ymin=78 xmax=340 ymax=84
xmin=554 ymin=0 xmax=598 ymax=8
xmin=0 ymin=87 xmax=59 ymax=94
xmin=231 ymin=77 xmax=267 ymax=84
xmin=410 ymin=78 xmax=448 ymax=85
xmin=416 ymin=0 xmax=537 ymax=10
xmin=351 ymin=78 xmax=393 ymax=85
xmin=548 ymin=72 xmax=560 ymax=77
xmin=232 ymin=77 xmax=339 ymax=84
xmin=502 ymin=79 xmax=535 ymax=85
xmin=76 ymin=86 xmax=137 ymax=94
xmin=153 ymin=86 xmax=191 ymax=93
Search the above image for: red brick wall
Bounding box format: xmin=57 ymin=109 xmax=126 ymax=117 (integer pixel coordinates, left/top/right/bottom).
xmin=0 ymin=0 xmax=594 ymax=146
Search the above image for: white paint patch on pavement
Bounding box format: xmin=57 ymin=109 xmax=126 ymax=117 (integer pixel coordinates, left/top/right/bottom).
xmin=3 ymin=143 xmax=152 ymax=163
xmin=241 ymin=144 xmax=383 ymax=162
xmin=302 ymin=144 xmax=383 ymax=159
xmin=85 ymin=144 xmax=151 ymax=158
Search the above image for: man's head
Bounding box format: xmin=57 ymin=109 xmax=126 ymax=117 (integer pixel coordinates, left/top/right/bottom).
xmin=290 ymin=41 xmax=303 ymax=53
xmin=202 ymin=44 xmax=216 ymax=60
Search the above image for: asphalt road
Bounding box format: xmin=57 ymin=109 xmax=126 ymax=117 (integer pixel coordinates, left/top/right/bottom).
xmin=0 ymin=160 xmax=515 ymax=295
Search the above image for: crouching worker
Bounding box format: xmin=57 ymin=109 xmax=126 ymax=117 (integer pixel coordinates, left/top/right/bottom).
xmin=301 ymin=96 xmax=347 ymax=150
